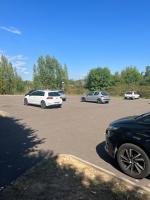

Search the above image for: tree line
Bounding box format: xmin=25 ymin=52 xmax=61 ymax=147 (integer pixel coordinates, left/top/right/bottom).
xmin=0 ymin=55 xmax=149 ymax=97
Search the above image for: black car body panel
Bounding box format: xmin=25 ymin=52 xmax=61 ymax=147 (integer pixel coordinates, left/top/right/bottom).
xmin=105 ymin=113 xmax=150 ymax=158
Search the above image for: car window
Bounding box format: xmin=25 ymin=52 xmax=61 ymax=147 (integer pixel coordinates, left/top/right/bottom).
xmin=126 ymin=92 xmax=132 ymax=94
xmin=38 ymin=91 xmax=45 ymax=96
xmin=30 ymin=91 xmax=44 ymax=96
xmin=94 ymin=92 xmax=99 ymax=95
xmin=30 ymin=91 xmax=39 ymax=96
xmin=101 ymin=91 xmax=109 ymax=96
xmin=87 ymin=92 xmax=93 ymax=96
xmin=48 ymin=92 xmax=60 ymax=96
xmin=142 ymin=116 xmax=150 ymax=124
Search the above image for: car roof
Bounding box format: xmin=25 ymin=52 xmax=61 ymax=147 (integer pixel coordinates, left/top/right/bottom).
xmin=33 ymin=90 xmax=60 ymax=92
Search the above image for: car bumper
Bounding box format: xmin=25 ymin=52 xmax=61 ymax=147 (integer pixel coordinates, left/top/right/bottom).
xmin=105 ymin=132 xmax=116 ymax=158
xmin=46 ymin=101 xmax=62 ymax=107
xmin=101 ymin=99 xmax=110 ymax=103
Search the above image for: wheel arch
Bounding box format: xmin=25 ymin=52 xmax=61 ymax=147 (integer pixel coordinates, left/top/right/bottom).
xmin=115 ymin=140 xmax=150 ymax=159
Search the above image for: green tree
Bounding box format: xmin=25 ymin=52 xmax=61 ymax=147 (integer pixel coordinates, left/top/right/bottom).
xmin=33 ymin=55 xmax=69 ymax=90
xmin=121 ymin=66 xmax=142 ymax=85
xmin=145 ymin=66 xmax=150 ymax=77
xmin=86 ymin=67 xmax=112 ymax=91
xmin=112 ymin=72 xmax=121 ymax=86
xmin=140 ymin=66 xmax=150 ymax=85
xmin=0 ymin=55 xmax=15 ymax=94
xmin=0 ymin=55 xmax=25 ymax=94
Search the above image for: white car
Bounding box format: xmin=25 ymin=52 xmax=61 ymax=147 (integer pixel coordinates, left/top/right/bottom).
xmin=24 ymin=90 xmax=62 ymax=109
xmin=124 ymin=91 xmax=140 ymax=100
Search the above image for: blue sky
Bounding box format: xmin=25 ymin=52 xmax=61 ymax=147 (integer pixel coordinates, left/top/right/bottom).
xmin=0 ymin=0 xmax=150 ymax=80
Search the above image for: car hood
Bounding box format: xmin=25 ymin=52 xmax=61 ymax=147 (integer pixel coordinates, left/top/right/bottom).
xmin=110 ymin=115 xmax=137 ymax=126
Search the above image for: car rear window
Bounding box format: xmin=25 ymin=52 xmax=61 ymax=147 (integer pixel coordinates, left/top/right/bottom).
xmin=48 ymin=92 xmax=60 ymax=96
xmin=126 ymin=92 xmax=132 ymax=94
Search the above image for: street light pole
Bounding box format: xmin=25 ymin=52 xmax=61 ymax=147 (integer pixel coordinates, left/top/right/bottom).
xmin=62 ymin=81 xmax=64 ymax=90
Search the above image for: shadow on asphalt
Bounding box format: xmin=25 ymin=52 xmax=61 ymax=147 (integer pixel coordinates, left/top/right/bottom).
xmin=26 ymin=104 xmax=62 ymax=109
xmin=96 ymin=141 xmax=120 ymax=170
xmin=0 ymin=116 xmax=46 ymax=189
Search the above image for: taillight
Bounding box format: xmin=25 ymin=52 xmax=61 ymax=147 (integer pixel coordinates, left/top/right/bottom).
xmin=47 ymin=96 xmax=53 ymax=99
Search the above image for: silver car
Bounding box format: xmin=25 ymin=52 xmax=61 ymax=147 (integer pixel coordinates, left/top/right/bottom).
xmin=81 ymin=91 xmax=110 ymax=104
xmin=57 ymin=90 xmax=67 ymax=101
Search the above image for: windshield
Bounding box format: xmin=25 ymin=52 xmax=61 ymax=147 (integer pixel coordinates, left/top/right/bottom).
xmin=126 ymin=92 xmax=132 ymax=94
xmin=101 ymin=91 xmax=109 ymax=96
xmin=135 ymin=112 xmax=150 ymax=120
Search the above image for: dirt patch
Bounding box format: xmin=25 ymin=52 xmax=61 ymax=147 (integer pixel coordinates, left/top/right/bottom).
xmin=0 ymin=154 xmax=150 ymax=200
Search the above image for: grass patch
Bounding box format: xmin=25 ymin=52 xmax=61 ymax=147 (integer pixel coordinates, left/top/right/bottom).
xmin=0 ymin=154 xmax=150 ymax=200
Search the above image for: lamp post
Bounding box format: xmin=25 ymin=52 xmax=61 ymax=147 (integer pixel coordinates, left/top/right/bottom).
xmin=62 ymin=81 xmax=64 ymax=90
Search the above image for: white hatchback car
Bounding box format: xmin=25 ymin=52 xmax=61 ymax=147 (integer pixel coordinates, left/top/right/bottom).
xmin=24 ymin=90 xmax=62 ymax=109
xmin=124 ymin=91 xmax=140 ymax=100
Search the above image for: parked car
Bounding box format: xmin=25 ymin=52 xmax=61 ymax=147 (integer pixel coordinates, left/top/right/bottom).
xmin=81 ymin=91 xmax=110 ymax=104
xmin=124 ymin=91 xmax=140 ymax=100
xmin=56 ymin=90 xmax=67 ymax=101
xmin=25 ymin=89 xmax=36 ymax=96
xmin=105 ymin=112 xmax=150 ymax=179
xmin=24 ymin=90 xmax=62 ymax=109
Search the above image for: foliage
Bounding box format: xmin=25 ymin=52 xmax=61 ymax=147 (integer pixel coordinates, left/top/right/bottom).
xmin=0 ymin=54 xmax=149 ymax=98
xmin=0 ymin=55 xmax=25 ymax=94
xmin=86 ymin=67 xmax=112 ymax=91
xmin=67 ymin=79 xmax=87 ymax=94
xmin=120 ymin=66 xmax=142 ymax=85
xmin=33 ymin=56 xmax=69 ymax=90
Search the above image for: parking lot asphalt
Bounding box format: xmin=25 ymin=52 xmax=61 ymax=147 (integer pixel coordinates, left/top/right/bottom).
xmin=0 ymin=95 xmax=150 ymax=189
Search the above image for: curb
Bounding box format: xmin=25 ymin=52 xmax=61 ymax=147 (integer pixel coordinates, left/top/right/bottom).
xmin=60 ymin=154 xmax=150 ymax=193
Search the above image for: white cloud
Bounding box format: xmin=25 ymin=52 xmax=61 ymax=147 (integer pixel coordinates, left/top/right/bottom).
xmin=0 ymin=49 xmax=5 ymax=56
xmin=0 ymin=52 xmax=29 ymax=75
xmin=0 ymin=26 xmax=21 ymax=35
xmin=0 ymin=49 xmax=4 ymax=54
xmin=7 ymin=54 xmax=29 ymax=75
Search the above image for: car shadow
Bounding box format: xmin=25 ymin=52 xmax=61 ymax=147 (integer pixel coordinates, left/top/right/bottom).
xmin=0 ymin=116 xmax=46 ymax=190
xmin=96 ymin=141 xmax=119 ymax=170
xmin=26 ymin=104 xmax=61 ymax=109
xmin=81 ymin=101 xmax=109 ymax=105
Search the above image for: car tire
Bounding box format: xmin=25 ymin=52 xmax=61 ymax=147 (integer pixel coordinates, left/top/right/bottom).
xmin=24 ymin=98 xmax=28 ymax=105
xmin=41 ymin=101 xmax=46 ymax=109
xmin=81 ymin=97 xmax=86 ymax=102
xmin=97 ymin=98 xmax=102 ymax=104
xmin=117 ymin=143 xmax=150 ymax=179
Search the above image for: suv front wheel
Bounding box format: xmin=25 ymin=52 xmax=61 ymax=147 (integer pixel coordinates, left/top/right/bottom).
xmin=117 ymin=143 xmax=150 ymax=179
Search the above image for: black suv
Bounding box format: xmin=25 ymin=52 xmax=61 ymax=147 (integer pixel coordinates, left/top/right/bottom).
xmin=105 ymin=112 xmax=150 ymax=179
